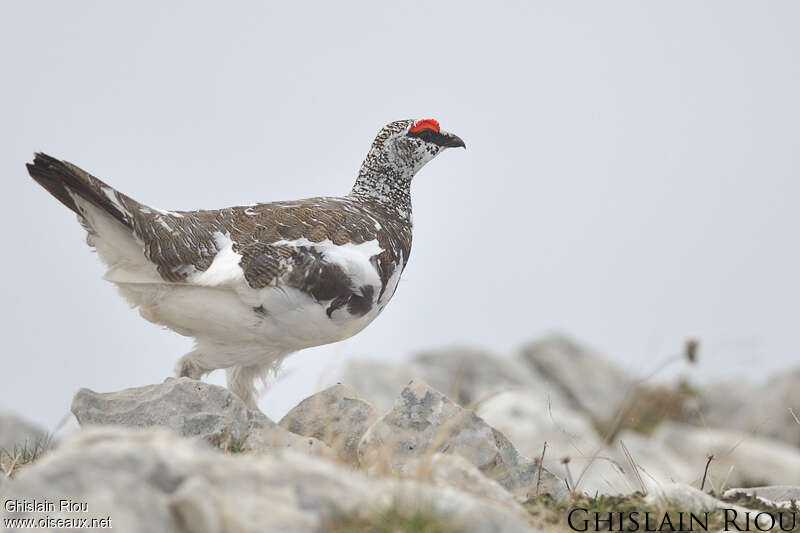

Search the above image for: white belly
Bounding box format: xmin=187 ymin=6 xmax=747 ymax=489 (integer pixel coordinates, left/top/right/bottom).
xmin=117 ymin=259 xmax=402 ymax=356
xmin=111 ymin=226 xmax=405 ymax=368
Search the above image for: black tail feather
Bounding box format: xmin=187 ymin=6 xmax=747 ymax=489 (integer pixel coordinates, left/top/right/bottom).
xmin=26 ymin=153 xmax=132 ymax=228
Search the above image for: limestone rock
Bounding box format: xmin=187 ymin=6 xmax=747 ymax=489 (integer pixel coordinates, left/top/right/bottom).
xmin=2 ymin=426 xmax=540 ymax=533
xmin=358 ymin=379 xmax=566 ymax=500
xmin=653 ymin=422 xmax=800 ymax=489
xmin=279 ymin=383 xmax=377 ymax=465
xmin=384 ymin=480 xmax=540 ymax=533
xmin=516 ymin=334 xmax=635 ymax=424
xmin=724 ymin=485 xmax=800 ymax=505
xmin=476 ymin=389 xmax=602 ymax=472
xmin=403 ymin=452 xmax=524 ymax=510
xmin=647 ymin=483 xmax=761 ymax=518
xmin=608 ymin=430 xmax=695 ymax=493
xmin=247 ymin=410 xmax=334 ymax=457
xmin=529 ymin=429 xmax=697 ymax=496
xmin=72 ymin=377 xmax=251 ymax=442
xmin=688 ymin=371 xmax=800 ymax=447
xmin=71 ymin=377 xmax=331 ymax=456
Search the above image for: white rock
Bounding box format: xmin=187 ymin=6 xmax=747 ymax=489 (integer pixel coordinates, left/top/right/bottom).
xmin=4 ymin=428 xmax=193 ymax=531
xmin=724 ymin=485 xmax=800 ymax=506
xmin=358 ymin=379 xmax=566 ymax=500
xmin=653 ymin=422 xmax=800 ymax=489
xmin=403 ymin=453 xmax=523 ymax=510
xmin=71 ymin=377 xmax=331 ymax=456
xmin=475 ymin=392 xmax=707 ymax=496
xmin=477 ymin=389 xmax=601 ymax=472
xmin=689 ymin=370 xmax=800 ymax=447
xmin=72 ymin=377 xmax=251 ymax=441
xmin=516 ymin=333 xmax=636 ymax=424
xmin=385 ymin=480 xmax=540 ymax=533
xmin=279 ymin=383 xmax=377 ymax=465
xmin=647 ymin=483 xmax=765 ymax=521
xmin=2 ymin=426 xmax=540 ymax=533
xmin=544 ymin=431 xmax=698 ymax=496
xmin=247 ymin=411 xmax=334 ymax=458
xmin=475 ymin=389 xmax=614 ymax=495
xmin=644 ymin=483 xmax=781 ymax=531
xmin=610 ymin=430 xmax=696 ymax=492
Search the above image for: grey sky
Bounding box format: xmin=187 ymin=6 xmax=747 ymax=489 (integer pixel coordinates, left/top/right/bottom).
xmin=2 ymin=1 xmax=798 ymax=429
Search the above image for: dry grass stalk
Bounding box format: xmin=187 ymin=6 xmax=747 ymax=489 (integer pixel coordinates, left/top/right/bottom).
xmin=789 ymin=407 xmax=800 ymax=426
xmin=719 ymin=464 xmax=736 ymax=495
xmin=561 ymin=457 xmax=574 ymax=493
xmin=619 ymin=439 xmax=646 ymax=495
xmin=700 ymin=454 xmax=714 ymax=492
xmin=685 ymin=338 xmax=699 ymax=364
xmin=535 ymin=441 xmax=547 ymax=496
xmin=0 ymin=435 xmax=52 ymax=478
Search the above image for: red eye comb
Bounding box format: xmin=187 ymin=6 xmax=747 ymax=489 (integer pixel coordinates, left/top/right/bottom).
xmin=409 ymin=119 xmax=440 ymax=133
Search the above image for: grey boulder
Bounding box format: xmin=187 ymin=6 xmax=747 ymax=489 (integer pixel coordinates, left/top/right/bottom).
xmin=653 ymin=422 xmax=800 ymax=489
xmin=71 ymin=377 xmax=330 ymax=456
xmin=3 ymin=426 xmax=540 ymax=533
xmin=482 ymin=416 xmax=694 ymax=496
xmin=647 ymin=483 xmax=766 ymax=522
xmin=688 ymin=370 xmax=800 ymax=447
xmin=724 ymin=485 xmax=800 ymax=505
xmin=279 ymin=383 xmax=377 ymax=465
xmin=476 ymin=389 xmax=602 ymax=471
xmin=402 ymin=452 xmax=525 ymax=511
xmin=358 ymin=379 xmax=566 ymax=500
xmin=516 ymin=333 xmax=636 ymax=425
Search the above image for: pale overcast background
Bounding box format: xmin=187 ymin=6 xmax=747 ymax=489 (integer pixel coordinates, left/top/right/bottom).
xmin=2 ymin=2 xmax=798 ymax=429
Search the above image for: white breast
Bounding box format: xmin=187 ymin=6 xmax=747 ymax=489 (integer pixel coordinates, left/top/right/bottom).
xmin=237 ymin=239 xmax=401 ymax=352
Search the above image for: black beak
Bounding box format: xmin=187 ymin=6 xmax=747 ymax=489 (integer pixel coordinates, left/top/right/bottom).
xmin=408 ymin=129 xmax=466 ymax=149
xmin=440 ymin=132 xmax=466 ymax=149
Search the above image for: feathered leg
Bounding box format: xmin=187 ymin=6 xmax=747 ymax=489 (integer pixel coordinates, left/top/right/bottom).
xmin=175 ymin=350 xmax=214 ymax=380
xmin=225 ymin=364 xmax=268 ymax=411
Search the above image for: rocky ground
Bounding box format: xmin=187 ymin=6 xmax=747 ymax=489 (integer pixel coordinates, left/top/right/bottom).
xmin=1 ymin=334 xmax=799 ymax=532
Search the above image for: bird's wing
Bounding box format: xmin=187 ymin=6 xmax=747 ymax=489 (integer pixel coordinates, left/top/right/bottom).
xmin=136 ymin=200 xmax=402 ymax=319
xmin=127 ymin=198 xmax=386 ymax=289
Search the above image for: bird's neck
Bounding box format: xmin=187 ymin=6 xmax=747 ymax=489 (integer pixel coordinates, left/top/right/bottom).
xmin=350 ymin=162 xmax=414 ymax=220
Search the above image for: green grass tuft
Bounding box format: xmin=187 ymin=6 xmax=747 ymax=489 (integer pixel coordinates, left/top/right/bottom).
xmin=209 ymin=427 xmax=249 ymax=454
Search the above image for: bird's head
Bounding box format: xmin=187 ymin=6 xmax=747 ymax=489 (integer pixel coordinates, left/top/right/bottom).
xmin=364 ymin=118 xmax=465 ymax=176
xmin=353 ymin=118 xmax=465 ymax=206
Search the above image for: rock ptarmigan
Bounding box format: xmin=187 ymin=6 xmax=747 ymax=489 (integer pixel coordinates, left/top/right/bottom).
xmin=26 ymin=118 xmax=465 ymax=409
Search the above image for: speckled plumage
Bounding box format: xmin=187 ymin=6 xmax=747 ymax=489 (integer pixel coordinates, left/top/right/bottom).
xmin=27 ymin=119 xmax=464 ymax=409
